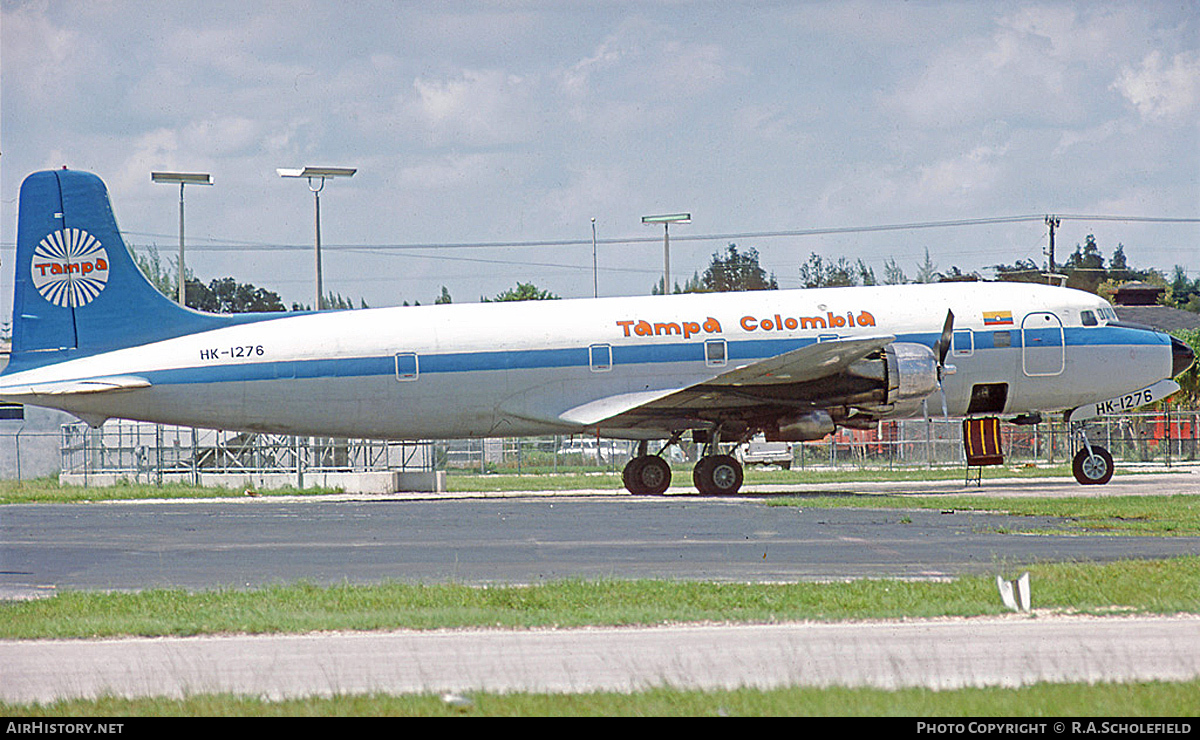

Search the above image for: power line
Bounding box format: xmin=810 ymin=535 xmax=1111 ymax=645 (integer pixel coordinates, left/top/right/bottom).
xmin=2 ymin=213 xmax=1194 ymax=255
xmin=101 ymin=213 xmax=1195 ymax=253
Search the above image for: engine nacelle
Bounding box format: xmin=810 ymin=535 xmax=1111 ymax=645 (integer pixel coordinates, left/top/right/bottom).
xmin=767 ymin=410 xmax=836 ymax=441
xmin=885 ymin=342 xmax=939 ymax=404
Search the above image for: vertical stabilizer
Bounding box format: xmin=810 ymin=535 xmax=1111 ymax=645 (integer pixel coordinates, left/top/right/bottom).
xmin=7 ymin=169 xmax=266 ymax=373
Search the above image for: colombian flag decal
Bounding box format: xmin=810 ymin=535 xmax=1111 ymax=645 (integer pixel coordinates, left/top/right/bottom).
xmin=983 ymin=310 xmax=1014 ymax=326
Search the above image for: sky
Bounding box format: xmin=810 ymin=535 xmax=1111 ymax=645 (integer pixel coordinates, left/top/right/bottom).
xmin=2 ymin=1 xmax=1198 ymax=312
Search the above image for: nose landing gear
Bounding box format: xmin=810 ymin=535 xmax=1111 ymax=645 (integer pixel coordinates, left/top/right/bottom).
xmin=1072 ymin=445 xmax=1114 ymax=485
xmin=1071 ymin=423 xmax=1114 ymax=485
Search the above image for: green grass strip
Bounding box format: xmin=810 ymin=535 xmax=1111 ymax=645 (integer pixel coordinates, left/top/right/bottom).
xmin=770 ymin=493 xmax=1200 ymax=536
xmin=2 ymin=557 xmax=1197 ymax=640
xmin=4 ymin=680 xmax=1199 ymax=717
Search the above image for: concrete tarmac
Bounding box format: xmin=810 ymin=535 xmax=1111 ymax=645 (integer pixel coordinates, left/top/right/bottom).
xmin=2 ymin=615 xmax=1198 ymax=702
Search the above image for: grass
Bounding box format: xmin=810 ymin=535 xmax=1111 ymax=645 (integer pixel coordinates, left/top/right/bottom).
xmin=0 ymin=476 xmax=342 ymax=504
xmin=2 ymin=557 xmax=1198 ymax=640
xmin=769 ymin=493 xmax=1200 ymax=536
xmin=6 ymin=680 xmax=1199 ymax=717
xmin=0 ymin=460 xmax=1175 ymax=500
xmin=444 ymin=462 xmax=1090 ymax=491
xmin=3 ymin=473 xmax=1198 ymax=715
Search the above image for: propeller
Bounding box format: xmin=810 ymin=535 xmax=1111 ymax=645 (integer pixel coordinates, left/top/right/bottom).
xmin=932 ymin=310 xmax=955 ymax=417
xmin=933 ymin=309 xmax=955 ymax=370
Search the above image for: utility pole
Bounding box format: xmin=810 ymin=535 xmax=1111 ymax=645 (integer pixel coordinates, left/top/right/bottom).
xmin=1045 ymin=215 xmax=1060 ymax=284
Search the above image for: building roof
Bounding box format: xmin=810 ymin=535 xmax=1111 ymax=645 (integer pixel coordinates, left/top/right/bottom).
xmin=1114 ymin=305 xmax=1200 ymax=334
xmin=1113 ymin=281 xmax=1166 ymax=306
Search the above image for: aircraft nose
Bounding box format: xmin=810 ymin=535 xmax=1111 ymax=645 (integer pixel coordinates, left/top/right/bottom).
xmin=1172 ymin=335 xmax=1195 ymax=377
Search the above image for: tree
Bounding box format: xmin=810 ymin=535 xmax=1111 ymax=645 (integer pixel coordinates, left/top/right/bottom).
xmin=1172 ymin=328 xmax=1200 ymax=405
xmin=797 ymin=253 xmax=871 ymax=288
xmin=135 ymin=245 xmax=290 ymax=314
xmin=882 ymin=257 xmax=907 ymax=285
xmin=133 ymin=245 xmax=179 ymax=298
xmin=1065 ymin=235 xmax=1105 ymax=270
xmin=435 ymin=286 xmax=453 ymax=305
xmin=1110 ymin=244 xmax=1131 ymax=280
xmin=189 ymin=277 xmax=287 ymax=313
xmin=914 ymin=248 xmax=938 ymax=284
xmin=488 ymin=282 xmax=560 ymax=302
xmin=701 ymin=244 xmax=778 ymax=292
xmin=1167 ymin=266 xmax=1200 ymax=312
xmin=992 ymin=258 xmax=1045 ymax=284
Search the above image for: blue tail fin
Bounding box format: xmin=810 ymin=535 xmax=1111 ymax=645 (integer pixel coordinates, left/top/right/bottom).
xmin=8 ymin=169 xmax=262 ymax=372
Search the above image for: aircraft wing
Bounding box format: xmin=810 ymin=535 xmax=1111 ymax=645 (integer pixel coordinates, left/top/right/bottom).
xmin=0 ymin=375 xmax=151 ymax=398
xmin=560 ymin=334 xmax=895 ymax=429
xmin=704 ymin=334 xmax=895 ymax=386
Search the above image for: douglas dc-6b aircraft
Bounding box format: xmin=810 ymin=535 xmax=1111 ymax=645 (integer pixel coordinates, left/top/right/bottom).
xmin=1 ymin=169 xmax=1193 ymax=494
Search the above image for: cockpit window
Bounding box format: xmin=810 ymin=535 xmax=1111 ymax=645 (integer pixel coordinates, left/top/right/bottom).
xmin=1081 ymin=310 xmax=1098 ymax=326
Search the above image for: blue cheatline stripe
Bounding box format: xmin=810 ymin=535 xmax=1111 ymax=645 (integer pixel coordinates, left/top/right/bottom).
xmin=117 ymin=324 xmax=1167 ymax=388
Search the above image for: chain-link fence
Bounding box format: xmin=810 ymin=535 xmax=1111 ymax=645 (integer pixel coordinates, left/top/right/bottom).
xmin=783 ymin=411 xmax=1200 ymax=471
xmin=0 ymin=411 xmax=1196 ymax=484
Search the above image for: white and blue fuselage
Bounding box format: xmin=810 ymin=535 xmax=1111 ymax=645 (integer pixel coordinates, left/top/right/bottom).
xmin=1 ymin=169 xmax=1191 ymax=491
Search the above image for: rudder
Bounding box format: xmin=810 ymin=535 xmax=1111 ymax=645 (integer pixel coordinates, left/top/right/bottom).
xmin=8 ymin=169 xmax=260 ymax=372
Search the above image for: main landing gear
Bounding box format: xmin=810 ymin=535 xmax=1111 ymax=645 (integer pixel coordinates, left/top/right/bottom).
xmin=622 ymin=432 xmax=746 ymax=496
xmin=623 ymin=452 xmax=673 ymax=495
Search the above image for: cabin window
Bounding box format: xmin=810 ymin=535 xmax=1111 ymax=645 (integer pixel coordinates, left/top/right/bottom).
xmin=394 ymin=352 xmax=419 ymax=381
xmin=1080 ymin=310 xmax=1098 ymax=326
xmin=705 ymin=338 xmax=727 ymax=367
xmin=589 ymin=343 xmax=613 ymax=372
xmin=993 ymin=331 xmax=1011 ymax=348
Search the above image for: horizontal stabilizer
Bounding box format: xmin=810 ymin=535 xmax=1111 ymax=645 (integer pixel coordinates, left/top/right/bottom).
xmin=0 ymin=375 xmax=151 ymax=398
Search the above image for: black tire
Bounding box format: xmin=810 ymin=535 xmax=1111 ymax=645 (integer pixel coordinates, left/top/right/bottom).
xmin=1072 ymin=446 xmax=1114 ymax=485
xmin=622 ymin=456 xmax=647 ymax=494
xmin=626 ymin=455 xmax=671 ymax=495
xmin=694 ymin=454 xmax=744 ymax=495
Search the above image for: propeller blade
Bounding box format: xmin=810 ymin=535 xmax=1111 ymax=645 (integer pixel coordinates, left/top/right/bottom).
xmin=933 ymin=309 xmax=955 ymax=417
xmin=935 ymin=309 xmax=955 ymax=366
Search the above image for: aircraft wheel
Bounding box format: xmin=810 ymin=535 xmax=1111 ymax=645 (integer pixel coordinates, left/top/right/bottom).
xmin=1072 ymin=446 xmax=1114 ymax=485
xmin=622 ymin=456 xmax=646 ymax=493
xmin=694 ymin=454 xmax=744 ymax=495
xmin=624 ymin=455 xmax=671 ymax=495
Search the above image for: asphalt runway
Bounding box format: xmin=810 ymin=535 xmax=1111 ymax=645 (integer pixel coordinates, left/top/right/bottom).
xmin=2 ymin=473 xmax=1199 ymax=702
xmin=3 ymin=479 xmax=1200 ymax=593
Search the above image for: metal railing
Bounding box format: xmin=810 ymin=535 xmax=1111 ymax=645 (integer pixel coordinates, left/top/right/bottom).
xmin=57 ymin=422 xmax=435 ymax=486
xmin=0 ymin=411 xmax=1196 ymax=482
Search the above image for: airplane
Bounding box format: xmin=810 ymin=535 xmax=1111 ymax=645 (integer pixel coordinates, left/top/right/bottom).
xmin=0 ymin=168 xmax=1193 ymax=494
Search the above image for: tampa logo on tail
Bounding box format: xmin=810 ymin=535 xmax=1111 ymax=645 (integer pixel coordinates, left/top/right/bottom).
xmin=31 ymin=227 xmax=110 ymax=308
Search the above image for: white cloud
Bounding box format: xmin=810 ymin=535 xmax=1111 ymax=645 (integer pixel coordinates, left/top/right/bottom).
xmin=411 ymin=69 xmax=539 ymax=147
xmin=1113 ymin=51 xmax=1200 ymax=121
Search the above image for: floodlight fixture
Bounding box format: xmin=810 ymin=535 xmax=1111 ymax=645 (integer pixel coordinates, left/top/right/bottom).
xmin=642 ymin=213 xmax=691 ymax=295
xmin=278 ymin=166 xmax=357 ymax=310
xmin=151 ymin=171 xmax=214 ymax=185
xmin=277 ymin=167 xmax=357 ymax=180
xmin=151 ymin=171 xmax=213 ymax=305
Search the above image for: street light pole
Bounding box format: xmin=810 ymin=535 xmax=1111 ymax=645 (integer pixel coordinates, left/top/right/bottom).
xmin=591 ymin=218 xmax=598 ymax=298
xmin=278 ymin=167 xmax=356 ymax=310
xmin=641 ymin=213 xmax=691 ymax=295
xmin=151 ymin=171 xmax=212 ymax=305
